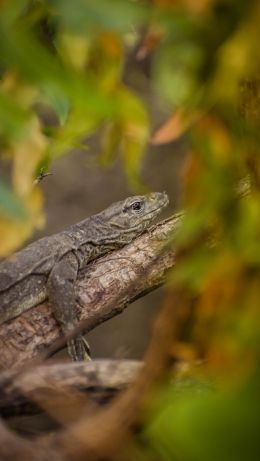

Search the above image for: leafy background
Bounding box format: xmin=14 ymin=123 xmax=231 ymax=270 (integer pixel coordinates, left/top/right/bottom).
xmin=1 ymin=0 xmax=260 ymax=459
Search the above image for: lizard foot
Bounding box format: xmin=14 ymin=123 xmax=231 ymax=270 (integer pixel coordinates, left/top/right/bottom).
xmin=67 ymin=335 xmax=91 ymax=361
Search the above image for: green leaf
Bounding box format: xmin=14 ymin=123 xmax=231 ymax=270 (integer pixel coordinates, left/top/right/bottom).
xmin=52 ymin=0 xmax=147 ymax=34
xmin=43 ymin=86 xmax=70 ymax=125
xmin=146 ymin=374 xmax=260 ymax=461
xmin=0 ymin=91 xmax=30 ymax=139
xmin=0 ymin=179 xmax=27 ymax=219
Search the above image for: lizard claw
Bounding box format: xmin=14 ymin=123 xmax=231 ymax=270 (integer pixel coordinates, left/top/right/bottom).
xmin=67 ymin=335 xmax=91 ymax=361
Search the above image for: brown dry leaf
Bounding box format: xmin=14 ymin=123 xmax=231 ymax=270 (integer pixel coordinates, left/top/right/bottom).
xmin=151 ymin=110 xmax=197 ymax=145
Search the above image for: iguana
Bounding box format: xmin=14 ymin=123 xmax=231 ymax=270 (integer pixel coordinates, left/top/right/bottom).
xmin=0 ymin=192 xmax=169 ymax=361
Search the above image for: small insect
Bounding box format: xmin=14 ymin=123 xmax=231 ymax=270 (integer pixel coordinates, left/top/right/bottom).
xmin=34 ymin=168 xmax=53 ymax=185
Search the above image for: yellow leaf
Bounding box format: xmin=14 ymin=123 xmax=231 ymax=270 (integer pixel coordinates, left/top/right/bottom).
xmin=99 ymin=121 xmax=122 ymax=166
xmin=58 ymin=33 xmax=90 ymax=71
xmin=118 ymin=87 xmax=150 ymax=191
xmin=0 ymin=116 xmax=47 ymax=256
xmin=11 ymin=116 xmax=48 ymax=197
xmin=2 ymin=71 xmax=38 ymax=108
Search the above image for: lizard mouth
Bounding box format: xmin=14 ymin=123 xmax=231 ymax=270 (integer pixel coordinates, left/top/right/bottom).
xmin=144 ymin=191 xmax=169 ymax=218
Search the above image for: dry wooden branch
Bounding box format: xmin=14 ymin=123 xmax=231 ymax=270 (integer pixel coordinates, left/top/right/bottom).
xmin=0 ymin=287 xmax=192 ymax=461
xmin=0 ymin=360 xmax=142 ymax=417
xmin=52 ymin=290 xmax=192 ymax=461
xmin=0 ymin=213 xmax=192 ymax=461
xmin=0 ymin=214 xmax=182 ymax=369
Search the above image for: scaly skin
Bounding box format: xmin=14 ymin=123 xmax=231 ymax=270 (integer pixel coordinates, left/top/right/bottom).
xmin=0 ymin=192 xmax=169 ymax=360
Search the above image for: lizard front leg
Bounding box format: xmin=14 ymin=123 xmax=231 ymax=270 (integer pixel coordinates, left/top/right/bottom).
xmin=47 ymin=252 xmax=90 ymax=361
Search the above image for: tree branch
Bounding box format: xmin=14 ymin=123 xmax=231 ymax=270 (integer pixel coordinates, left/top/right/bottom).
xmin=0 ymin=360 xmax=142 ymax=418
xmin=0 ymin=213 xmax=182 ymax=369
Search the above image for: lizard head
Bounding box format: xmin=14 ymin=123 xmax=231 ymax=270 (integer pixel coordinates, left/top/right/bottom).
xmin=102 ymin=191 xmax=169 ymax=245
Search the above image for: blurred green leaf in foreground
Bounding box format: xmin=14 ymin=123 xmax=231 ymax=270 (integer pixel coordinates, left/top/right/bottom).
xmin=140 ymin=1 xmax=260 ymax=460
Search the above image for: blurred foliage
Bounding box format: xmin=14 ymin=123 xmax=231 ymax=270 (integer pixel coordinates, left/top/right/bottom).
xmin=145 ymin=369 xmax=260 ymax=461
xmin=1 ymin=1 xmax=260 ymax=460
xmin=141 ymin=1 xmax=260 ymax=461
xmin=0 ymin=0 xmax=149 ymax=255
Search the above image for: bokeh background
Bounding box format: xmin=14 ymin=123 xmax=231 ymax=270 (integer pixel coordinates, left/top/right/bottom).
xmin=1 ymin=1 xmax=260 ymax=459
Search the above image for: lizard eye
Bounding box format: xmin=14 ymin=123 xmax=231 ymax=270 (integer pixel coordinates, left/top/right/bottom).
xmin=131 ymin=201 xmax=143 ymax=212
